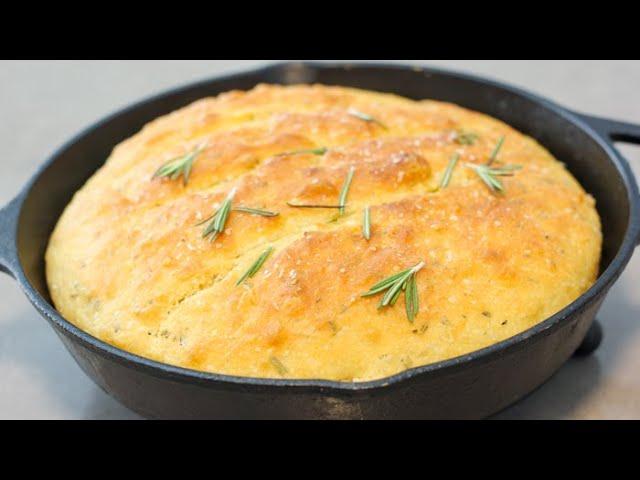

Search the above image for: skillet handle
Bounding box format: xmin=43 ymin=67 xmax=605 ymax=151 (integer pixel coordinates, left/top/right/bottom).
xmin=578 ymin=114 xmax=640 ymax=144
xmin=0 ymin=193 xmax=22 ymax=278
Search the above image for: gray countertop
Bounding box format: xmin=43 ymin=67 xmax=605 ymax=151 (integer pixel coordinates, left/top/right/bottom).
xmin=1 ymin=60 xmax=639 ymax=419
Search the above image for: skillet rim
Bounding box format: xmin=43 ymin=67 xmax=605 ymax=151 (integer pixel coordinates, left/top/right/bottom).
xmin=8 ymin=61 xmax=640 ymax=394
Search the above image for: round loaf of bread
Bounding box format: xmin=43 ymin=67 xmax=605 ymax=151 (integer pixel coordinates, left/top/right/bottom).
xmin=45 ymin=84 xmax=602 ymax=381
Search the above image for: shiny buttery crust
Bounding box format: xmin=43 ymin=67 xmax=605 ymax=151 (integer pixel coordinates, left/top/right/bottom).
xmin=45 ymin=84 xmax=602 ymax=381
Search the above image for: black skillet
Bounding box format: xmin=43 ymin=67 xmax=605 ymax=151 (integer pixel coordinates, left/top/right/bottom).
xmin=1 ymin=62 xmax=639 ymax=419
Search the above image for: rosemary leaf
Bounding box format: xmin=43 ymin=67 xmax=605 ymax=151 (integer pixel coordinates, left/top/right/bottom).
xmin=488 ymin=165 xmax=522 ymax=174
xmin=202 ymin=188 xmax=236 ymax=242
xmin=405 ymin=274 xmax=419 ymax=323
xmin=487 ymin=135 xmax=505 ymax=165
xmin=153 ymin=144 xmax=205 ymax=185
xmin=440 ymin=152 xmax=460 ymax=189
xmin=233 ymin=206 xmax=279 ymax=217
xmin=362 ymin=207 xmax=371 ymax=240
xmin=275 ymin=147 xmax=328 ymax=157
xmin=269 ymin=356 xmax=288 ymax=376
xmin=338 ymin=166 xmax=355 ymax=215
xmin=348 ymin=108 xmax=388 ymax=130
xmin=194 ymin=212 xmax=216 ymax=227
xmin=236 ymin=247 xmax=273 ymax=285
xmin=387 ymin=284 xmax=404 ymax=307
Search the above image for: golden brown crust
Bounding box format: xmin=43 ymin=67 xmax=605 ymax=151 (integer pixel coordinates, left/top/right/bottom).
xmin=45 ymin=84 xmax=601 ymax=381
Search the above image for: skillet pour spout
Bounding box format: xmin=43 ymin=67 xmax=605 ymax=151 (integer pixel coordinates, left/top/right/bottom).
xmin=1 ymin=62 xmax=640 ymax=419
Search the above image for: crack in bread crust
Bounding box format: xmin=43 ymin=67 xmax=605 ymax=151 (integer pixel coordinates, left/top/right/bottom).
xmin=45 ymin=84 xmax=602 ymax=382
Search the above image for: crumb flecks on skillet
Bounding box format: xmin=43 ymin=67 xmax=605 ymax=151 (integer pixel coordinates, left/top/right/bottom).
xmin=45 ymin=84 xmax=602 ymax=382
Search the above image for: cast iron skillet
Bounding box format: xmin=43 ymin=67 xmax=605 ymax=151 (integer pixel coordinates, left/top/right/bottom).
xmin=1 ymin=62 xmax=640 ymax=419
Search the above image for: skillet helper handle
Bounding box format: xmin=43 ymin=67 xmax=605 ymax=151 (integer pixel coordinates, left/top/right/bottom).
xmin=578 ymin=113 xmax=640 ymax=247
xmin=572 ymin=113 xmax=640 ymax=356
xmin=0 ymin=194 xmax=22 ymax=278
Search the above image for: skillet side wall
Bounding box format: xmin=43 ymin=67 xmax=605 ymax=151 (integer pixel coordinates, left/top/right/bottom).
xmin=8 ymin=63 xmax=635 ymax=419
xmin=53 ymin=292 xmax=606 ymax=419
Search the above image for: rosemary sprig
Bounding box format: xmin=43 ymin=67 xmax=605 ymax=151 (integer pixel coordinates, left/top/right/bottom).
xmin=233 ymin=206 xmax=279 ymax=217
xmin=269 ymin=356 xmax=288 ymax=376
xmin=275 ymin=147 xmax=327 ymax=157
xmin=454 ymin=130 xmax=478 ymax=145
xmin=348 ymin=108 xmax=388 ymax=130
xmin=201 ymin=188 xmax=236 ymax=242
xmin=236 ymin=247 xmax=273 ymax=285
xmin=196 ymin=205 xmax=277 ymax=227
xmin=362 ymin=261 xmax=425 ymax=322
xmin=362 ymin=207 xmax=371 ymax=240
xmin=338 ymin=166 xmax=355 ymax=215
xmin=153 ymin=144 xmax=205 ymax=185
xmin=439 ymin=152 xmax=460 ymax=189
xmin=286 ymin=167 xmax=355 ymax=213
xmin=487 ymin=135 xmax=505 ymax=165
xmin=465 ymin=163 xmax=522 ymax=193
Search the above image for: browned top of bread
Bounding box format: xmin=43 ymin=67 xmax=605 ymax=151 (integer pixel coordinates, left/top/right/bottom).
xmin=45 ymin=84 xmax=602 ymax=381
